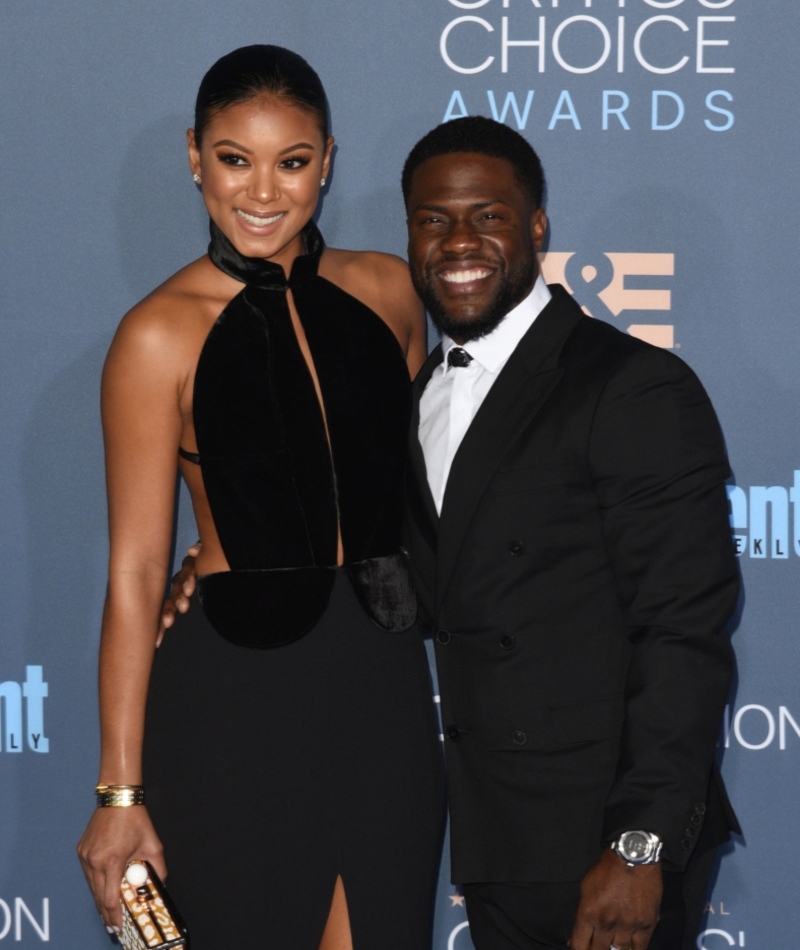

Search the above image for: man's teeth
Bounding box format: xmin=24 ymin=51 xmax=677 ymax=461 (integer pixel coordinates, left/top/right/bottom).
xmin=441 ymin=268 xmax=491 ymax=284
xmin=236 ymin=210 xmax=284 ymax=226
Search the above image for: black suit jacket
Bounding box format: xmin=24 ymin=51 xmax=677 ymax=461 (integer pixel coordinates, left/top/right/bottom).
xmin=405 ymin=285 xmax=740 ymax=883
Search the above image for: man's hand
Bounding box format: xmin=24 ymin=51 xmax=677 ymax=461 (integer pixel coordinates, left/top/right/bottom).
xmin=157 ymin=543 xmax=200 ymax=646
xmin=568 ymin=847 xmax=662 ymax=950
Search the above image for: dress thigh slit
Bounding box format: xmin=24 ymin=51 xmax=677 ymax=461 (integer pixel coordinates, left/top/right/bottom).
xmin=143 ymin=569 xmax=445 ymax=950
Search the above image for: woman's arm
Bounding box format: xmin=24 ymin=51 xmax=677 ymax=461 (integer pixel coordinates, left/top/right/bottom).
xmin=403 ymin=288 xmax=427 ymax=380
xmin=373 ymin=251 xmax=427 ymax=378
xmin=77 ymin=301 xmax=185 ymax=933
xmin=372 ymin=253 xmax=427 ymax=378
xmin=321 ymin=249 xmax=428 ymax=377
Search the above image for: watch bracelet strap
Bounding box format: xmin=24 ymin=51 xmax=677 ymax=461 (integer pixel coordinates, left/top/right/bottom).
xmin=612 ymin=831 xmax=663 ymax=865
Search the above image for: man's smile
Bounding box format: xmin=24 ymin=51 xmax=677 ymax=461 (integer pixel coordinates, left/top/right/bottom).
xmin=435 ymin=259 xmax=497 ymax=293
xmin=440 ymin=267 xmax=492 ymax=284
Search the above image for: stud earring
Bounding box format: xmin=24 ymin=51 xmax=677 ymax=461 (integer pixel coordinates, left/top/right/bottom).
xmin=193 ymin=174 xmax=201 ymax=183
xmin=320 ymin=177 xmax=326 ymax=186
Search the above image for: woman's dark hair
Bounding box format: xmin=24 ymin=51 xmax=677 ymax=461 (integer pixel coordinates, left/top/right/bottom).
xmin=194 ymin=44 xmax=329 ymax=146
xmin=402 ymin=116 xmax=545 ymax=210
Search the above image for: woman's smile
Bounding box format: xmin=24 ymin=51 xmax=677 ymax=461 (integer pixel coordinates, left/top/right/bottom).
xmin=233 ymin=208 xmax=287 ymax=238
xmin=235 ymin=209 xmax=285 ymax=227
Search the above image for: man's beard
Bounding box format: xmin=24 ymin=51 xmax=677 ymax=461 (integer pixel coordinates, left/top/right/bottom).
xmin=412 ymin=258 xmax=534 ymax=344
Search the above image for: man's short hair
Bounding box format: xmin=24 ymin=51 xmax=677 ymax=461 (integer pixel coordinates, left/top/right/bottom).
xmin=402 ymin=116 xmax=545 ymax=210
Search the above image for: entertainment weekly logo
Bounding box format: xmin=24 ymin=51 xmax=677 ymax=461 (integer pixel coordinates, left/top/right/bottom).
xmin=0 ymin=667 xmax=49 ymax=753
xmin=540 ymin=250 xmax=675 ymax=348
xmin=438 ymin=0 xmax=737 ymax=132
xmin=726 ymin=472 xmax=800 ymax=559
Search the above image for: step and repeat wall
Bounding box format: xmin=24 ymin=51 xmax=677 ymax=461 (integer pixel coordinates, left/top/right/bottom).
xmin=1 ymin=1 xmax=797 ymax=947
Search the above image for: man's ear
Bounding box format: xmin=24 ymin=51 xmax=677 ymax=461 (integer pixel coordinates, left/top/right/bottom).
xmin=531 ymin=206 xmax=548 ymax=252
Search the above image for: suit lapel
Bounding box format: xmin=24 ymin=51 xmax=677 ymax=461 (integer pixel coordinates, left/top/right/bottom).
xmin=436 ymin=286 xmax=583 ymax=609
xmin=407 ymin=343 xmax=442 ymax=551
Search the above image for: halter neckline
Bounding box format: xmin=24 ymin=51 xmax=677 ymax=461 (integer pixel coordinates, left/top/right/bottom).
xmin=208 ymin=217 xmax=325 ymax=292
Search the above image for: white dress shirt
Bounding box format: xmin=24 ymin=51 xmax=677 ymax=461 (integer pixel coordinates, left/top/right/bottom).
xmin=419 ymin=276 xmax=552 ymax=514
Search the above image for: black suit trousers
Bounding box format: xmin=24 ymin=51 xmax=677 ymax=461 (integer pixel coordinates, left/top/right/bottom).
xmin=463 ymin=847 xmax=717 ymax=950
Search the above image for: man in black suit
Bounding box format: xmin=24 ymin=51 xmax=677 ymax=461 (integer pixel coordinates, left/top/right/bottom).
xmin=402 ymin=116 xmax=739 ymax=950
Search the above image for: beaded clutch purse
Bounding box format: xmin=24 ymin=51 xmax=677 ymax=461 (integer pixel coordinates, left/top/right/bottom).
xmin=118 ymin=861 xmax=189 ymax=950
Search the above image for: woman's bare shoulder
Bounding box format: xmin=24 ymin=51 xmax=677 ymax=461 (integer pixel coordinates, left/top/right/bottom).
xmin=109 ymin=256 xmax=236 ymax=363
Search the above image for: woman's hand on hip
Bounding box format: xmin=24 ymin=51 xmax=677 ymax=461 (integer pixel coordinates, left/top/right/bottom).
xmin=158 ymin=542 xmax=201 ymax=646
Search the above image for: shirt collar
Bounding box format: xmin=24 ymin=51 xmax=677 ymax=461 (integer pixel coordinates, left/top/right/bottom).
xmin=441 ymin=275 xmax=552 ymax=376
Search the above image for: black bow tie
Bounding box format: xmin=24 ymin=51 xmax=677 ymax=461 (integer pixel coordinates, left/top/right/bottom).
xmin=447 ymin=347 xmax=473 ymax=368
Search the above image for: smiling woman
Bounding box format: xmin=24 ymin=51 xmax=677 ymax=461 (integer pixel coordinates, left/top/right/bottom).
xmin=187 ymin=55 xmax=332 ymax=273
xmin=76 ymin=45 xmax=444 ymax=950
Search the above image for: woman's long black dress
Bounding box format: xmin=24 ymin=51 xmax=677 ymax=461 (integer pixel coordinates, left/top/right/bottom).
xmin=142 ymin=221 xmax=445 ymax=949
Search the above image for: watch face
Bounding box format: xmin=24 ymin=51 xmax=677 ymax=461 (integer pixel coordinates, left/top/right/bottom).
xmin=623 ymin=832 xmax=649 ymax=859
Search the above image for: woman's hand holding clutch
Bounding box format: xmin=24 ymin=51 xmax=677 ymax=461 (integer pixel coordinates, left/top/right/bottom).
xmin=77 ymin=805 xmax=166 ymax=934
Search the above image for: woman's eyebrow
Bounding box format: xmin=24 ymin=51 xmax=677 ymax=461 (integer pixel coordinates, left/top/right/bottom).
xmin=211 ymin=138 xmax=253 ymax=153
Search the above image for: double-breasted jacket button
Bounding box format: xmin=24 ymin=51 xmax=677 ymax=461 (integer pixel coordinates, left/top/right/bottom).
xmin=446 ymin=725 xmax=461 ymax=741
xmin=436 ymin=629 xmax=451 ymax=645
xmin=500 ymin=634 xmax=516 ymax=650
xmin=512 ymin=730 xmax=527 ymax=745
xmin=508 ymin=540 xmax=525 ymax=557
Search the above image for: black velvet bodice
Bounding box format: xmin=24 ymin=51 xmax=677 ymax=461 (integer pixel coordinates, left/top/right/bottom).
xmin=190 ymin=219 xmax=416 ymax=647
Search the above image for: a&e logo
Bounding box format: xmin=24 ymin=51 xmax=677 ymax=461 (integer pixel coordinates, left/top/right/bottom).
xmin=540 ymin=250 xmax=675 ymax=348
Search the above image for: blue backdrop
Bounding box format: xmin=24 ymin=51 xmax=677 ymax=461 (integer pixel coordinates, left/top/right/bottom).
xmin=0 ymin=2 xmax=797 ymax=947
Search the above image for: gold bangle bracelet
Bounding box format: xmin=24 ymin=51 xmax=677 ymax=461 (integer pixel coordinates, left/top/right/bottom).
xmin=95 ymin=784 xmax=145 ymax=807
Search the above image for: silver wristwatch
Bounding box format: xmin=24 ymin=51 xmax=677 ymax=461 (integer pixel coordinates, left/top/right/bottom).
xmin=611 ymin=830 xmax=663 ymax=866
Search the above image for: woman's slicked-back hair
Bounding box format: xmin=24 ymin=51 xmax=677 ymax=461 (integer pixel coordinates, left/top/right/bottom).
xmin=194 ymin=44 xmax=329 ymax=146
xmin=402 ymin=116 xmax=545 ymax=210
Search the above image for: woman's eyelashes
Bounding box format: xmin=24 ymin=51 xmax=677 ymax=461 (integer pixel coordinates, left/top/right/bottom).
xmin=217 ymin=151 xmax=249 ymax=166
xmin=279 ymin=155 xmax=312 ymax=170
xmin=214 ymin=152 xmax=313 ymax=170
